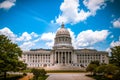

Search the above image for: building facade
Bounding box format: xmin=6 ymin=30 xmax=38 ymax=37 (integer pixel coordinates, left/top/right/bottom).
xmin=22 ymin=23 xmax=109 ymax=70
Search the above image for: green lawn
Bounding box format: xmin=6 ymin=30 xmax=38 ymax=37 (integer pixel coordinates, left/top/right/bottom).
xmin=46 ymin=70 xmax=86 ymax=73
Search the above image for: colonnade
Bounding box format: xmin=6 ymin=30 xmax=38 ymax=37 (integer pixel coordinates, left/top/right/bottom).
xmin=54 ymin=51 xmax=72 ymax=64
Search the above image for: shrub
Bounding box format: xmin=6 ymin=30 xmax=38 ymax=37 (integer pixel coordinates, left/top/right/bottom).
xmin=31 ymin=68 xmax=46 ymax=80
xmin=23 ymin=72 xmax=27 ymax=76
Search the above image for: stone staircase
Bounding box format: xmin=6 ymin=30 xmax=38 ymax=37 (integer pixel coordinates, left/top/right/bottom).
xmin=44 ymin=64 xmax=85 ymax=71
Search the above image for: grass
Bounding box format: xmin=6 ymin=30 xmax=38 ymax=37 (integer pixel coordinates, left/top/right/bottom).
xmin=46 ymin=70 xmax=86 ymax=73
xmin=22 ymin=69 xmax=31 ymax=73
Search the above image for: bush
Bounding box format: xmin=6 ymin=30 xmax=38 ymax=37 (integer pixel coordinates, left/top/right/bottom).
xmin=113 ymin=70 xmax=120 ymax=80
xmin=23 ymin=72 xmax=27 ymax=76
xmin=31 ymin=68 xmax=46 ymax=80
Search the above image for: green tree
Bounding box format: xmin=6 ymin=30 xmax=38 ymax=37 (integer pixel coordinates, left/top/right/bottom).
xmin=0 ymin=35 xmax=26 ymax=79
xmin=104 ymin=64 xmax=118 ymax=75
xmin=86 ymin=64 xmax=97 ymax=75
xmin=86 ymin=61 xmax=100 ymax=75
xmin=110 ymin=46 xmax=120 ymax=67
xmin=110 ymin=46 xmax=120 ymax=79
xmin=96 ymin=64 xmax=118 ymax=79
xmin=96 ymin=64 xmax=106 ymax=74
xmin=90 ymin=60 xmax=100 ymax=66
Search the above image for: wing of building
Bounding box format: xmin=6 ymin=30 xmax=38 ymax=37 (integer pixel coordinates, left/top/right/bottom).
xmin=22 ymin=23 xmax=109 ymax=70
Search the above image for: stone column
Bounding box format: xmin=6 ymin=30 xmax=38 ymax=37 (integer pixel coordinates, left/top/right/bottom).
xmin=56 ymin=52 xmax=58 ymax=64
xmin=60 ymin=52 xmax=61 ymax=64
xmin=70 ymin=52 xmax=71 ymax=63
xmin=61 ymin=52 xmax=63 ymax=63
xmin=68 ymin=52 xmax=69 ymax=64
xmin=65 ymin=52 xmax=66 ymax=64
xmin=55 ymin=52 xmax=56 ymax=64
xmin=58 ymin=52 xmax=59 ymax=64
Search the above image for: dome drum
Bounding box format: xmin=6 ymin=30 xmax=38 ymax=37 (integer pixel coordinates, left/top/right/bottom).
xmin=54 ymin=23 xmax=73 ymax=49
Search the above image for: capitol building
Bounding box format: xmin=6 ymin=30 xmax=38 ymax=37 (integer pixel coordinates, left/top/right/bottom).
xmin=22 ymin=23 xmax=109 ymax=70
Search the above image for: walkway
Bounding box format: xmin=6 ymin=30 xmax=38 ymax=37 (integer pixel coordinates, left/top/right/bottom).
xmin=19 ymin=73 xmax=33 ymax=80
xmin=46 ymin=73 xmax=94 ymax=80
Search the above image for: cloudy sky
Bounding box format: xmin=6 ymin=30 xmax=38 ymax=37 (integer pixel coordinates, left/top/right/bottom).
xmin=0 ymin=0 xmax=120 ymax=51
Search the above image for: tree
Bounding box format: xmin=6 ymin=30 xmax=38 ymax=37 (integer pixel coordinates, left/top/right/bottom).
xmin=90 ymin=60 xmax=100 ymax=66
xmin=86 ymin=64 xmax=97 ymax=75
xmin=104 ymin=64 xmax=118 ymax=75
xmin=0 ymin=35 xmax=26 ymax=79
xmin=96 ymin=65 xmax=106 ymax=74
xmin=110 ymin=46 xmax=120 ymax=67
xmin=86 ymin=61 xmax=100 ymax=75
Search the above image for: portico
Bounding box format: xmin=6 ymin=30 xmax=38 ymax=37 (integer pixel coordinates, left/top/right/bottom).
xmin=54 ymin=51 xmax=72 ymax=64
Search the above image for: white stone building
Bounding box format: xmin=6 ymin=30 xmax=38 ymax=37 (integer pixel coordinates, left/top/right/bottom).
xmin=22 ymin=23 xmax=109 ymax=70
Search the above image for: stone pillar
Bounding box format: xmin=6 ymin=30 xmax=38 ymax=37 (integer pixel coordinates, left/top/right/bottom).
xmin=66 ymin=52 xmax=68 ymax=64
xmin=60 ymin=52 xmax=61 ymax=64
xmin=62 ymin=52 xmax=63 ymax=64
xmin=67 ymin=52 xmax=69 ymax=64
xmin=70 ymin=52 xmax=71 ymax=63
xmin=55 ymin=52 xmax=56 ymax=64
xmin=64 ymin=52 xmax=66 ymax=64
xmin=58 ymin=52 xmax=59 ymax=64
xmin=63 ymin=52 xmax=64 ymax=64
xmin=56 ymin=52 xmax=58 ymax=64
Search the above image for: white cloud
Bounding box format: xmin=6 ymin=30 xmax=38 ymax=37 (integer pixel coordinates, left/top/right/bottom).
xmin=113 ymin=18 xmax=120 ymax=28
xmin=31 ymin=32 xmax=39 ymax=37
xmin=16 ymin=32 xmax=38 ymax=42
xmin=20 ymin=41 xmax=35 ymax=50
xmin=110 ymin=36 xmax=120 ymax=47
xmin=40 ymin=32 xmax=55 ymax=41
xmin=16 ymin=32 xmax=32 ymax=41
xmin=67 ymin=28 xmax=76 ymax=48
xmin=83 ymin=0 xmax=105 ymax=15
xmin=0 ymin=27 xmax=17 ymax=42
xmin=0 ymin=0 xmax=16 ymax=10
xmin=0 ymin=27 xmax=39 ymax=50
xmin=53 ymin=0 xmax=107 ymax=24
xmin=0 ymin=27 xmax=110 ymax=50
xmin=65 ymin=28 xmax=109 ymax=49
xmin=55 ymin=0 xmax=91 ymax=24
xmin=110 ymin=35 xmax=114 ymax=38
xmin=76 ymin=30 xmax=109 ymax=48
xmin=40 ymin=32 xmax=55 ymax=47
xmin=106 ymin=36 xmax=120 ymax=54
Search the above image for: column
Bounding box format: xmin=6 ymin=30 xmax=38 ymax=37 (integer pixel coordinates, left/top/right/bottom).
xmin=60 ymin=52 xmax=61 ymax=64
xmin=56 ymin=52 xmax=58 ymax=64
xmin=55 ymin=52 xmax=56 ymax=64
xmin=63 ymin=52 xmax=65 ymax=64
xmin=70 ymin=52 xmax=71 ymax=63
xmin=61 ymin=52 xmax=62 ymax=64
xmin=58 ymin=52 xmax=59 ymax=64
xmin=68 ymin=52 xmax=69 ymax=64
xmin=65 ymin=52 xmax=66 ymax=64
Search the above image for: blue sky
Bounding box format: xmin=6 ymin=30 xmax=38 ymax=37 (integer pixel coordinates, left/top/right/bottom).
xmin=0 ymin=0 xmax=120 ymax=52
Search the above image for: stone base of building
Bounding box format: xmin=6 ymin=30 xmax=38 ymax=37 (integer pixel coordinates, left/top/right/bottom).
xmin=44 ymin=65 xmax=86 ymax=71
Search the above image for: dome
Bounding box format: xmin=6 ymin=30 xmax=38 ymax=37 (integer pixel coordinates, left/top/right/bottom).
xmin=53 ymin=23 xmax=73 ymax=49
xmin=56 ymin=23 xmax=70 ymax=37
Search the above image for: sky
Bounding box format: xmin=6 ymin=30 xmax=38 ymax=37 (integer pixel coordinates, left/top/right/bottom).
xmin=0 ymin=0 xmax=120 ymax=52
